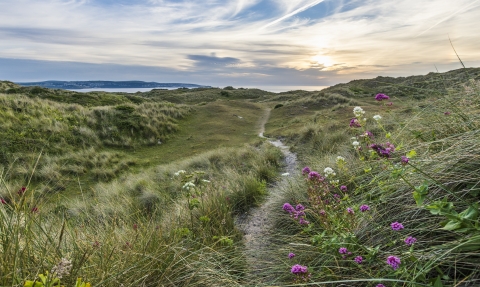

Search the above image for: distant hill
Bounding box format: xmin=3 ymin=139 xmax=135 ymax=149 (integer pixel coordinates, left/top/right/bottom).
xmin=15 ymin=80 xmax=209 ymax=90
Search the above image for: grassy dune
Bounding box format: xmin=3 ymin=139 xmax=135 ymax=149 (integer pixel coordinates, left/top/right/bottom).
xmin=1 ymin=67 xmax=479 ymax=286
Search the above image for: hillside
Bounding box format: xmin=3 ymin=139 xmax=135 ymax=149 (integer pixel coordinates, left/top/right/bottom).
xmin=0 ymin=67 xmax=479 ymax=286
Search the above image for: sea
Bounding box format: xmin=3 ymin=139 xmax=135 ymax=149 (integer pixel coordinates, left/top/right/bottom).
xmin=68 ymin=85 xmax=329 ymax=94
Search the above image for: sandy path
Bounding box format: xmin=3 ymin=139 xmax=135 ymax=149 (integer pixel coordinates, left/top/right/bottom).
xmin=236 ymin=108 xmax=298 ymax=285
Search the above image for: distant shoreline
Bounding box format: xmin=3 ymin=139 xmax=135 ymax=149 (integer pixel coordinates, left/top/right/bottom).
xmin=68 ymin=85 xmax=329 ymax=93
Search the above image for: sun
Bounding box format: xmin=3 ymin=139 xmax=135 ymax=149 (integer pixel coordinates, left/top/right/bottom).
xmin=311 ymin=55 xmax=334 ymax=67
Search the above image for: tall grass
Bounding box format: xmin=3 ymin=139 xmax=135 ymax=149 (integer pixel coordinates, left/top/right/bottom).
xmin=260 ymin=79 xmax=480 ymax=286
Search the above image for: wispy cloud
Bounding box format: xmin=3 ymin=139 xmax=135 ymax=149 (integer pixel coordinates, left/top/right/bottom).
xmin=0 ymin=0 xmax=479 ymax=86
xmin=260 ymin=0 xmax=326 ymax=29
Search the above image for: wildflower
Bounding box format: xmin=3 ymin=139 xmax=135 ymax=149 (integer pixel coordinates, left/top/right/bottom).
xmin=202 ymin=179 xmax=211 ymax=183
xmin=350 ymin=118 xmax=361 ymax=128
xmin=386 ymin=256 xmax=401 ymax=270
xmin=404 ymin=236 xmax=417 ymax=246
xmin=391 ymin=222 xmax=404 ymax=231
xmin=401 ymin=156 xmax=409 ymax=165
xmin=296 ymin=204 xmax=305 ymax=211
xmin=299 ymin=218 xmax=310 ymax=225
xmin=282 ymin=172 xmax=290 ymax=176
xmin=330 ymin=179 xmax=339 ymax=186
xmin=387 ymin=102 xmax=393 ymax=106
xmin=182 ymin=181 xmax=195 ymax=191
xmin=339 ymin=247 xmax=348 ymax=254
xmin=291 ymin=264 xmax=308 ymax=274
xmin=302 ymin=166 xmax=311 ymax=175
xmin=375 ymin=93 xmax=390 ymax=101
xmin=319 ymin=209 xmax=326 ymax=216
xmin=347 ymin=207 xmax=354 ymax=214
xmin=288 ymin=253 xmax=295 ymax=259
xmin=444 ymin=111 xmax=451 ymax=115
xmin=283 ymin=203 xmax=295 ymax=213
xmin=336 ymin=156 xmax=345 ymax=163
xmin=359 ymin=205 xmax=370 ymax=212
xmin=373 ymin=115 xmax=382 ymax=121
xmin=133 ymin=224 xmax=138 ymax=231
xmin=353 ymin=106 xmax=365 ymax=117
xmin=354 ymin=256 xmax=363 ymax=264
xmin=376 ymin=285 xmax=386 ymax=287
xmin=362 ymin=130 xmax=374 ymax=138
xmin=340 ymin=185 xmax=348 ymax=192
xmin=93 ymin=241 xmax=100 ymax=248
xmin=31 ymin=207 xmax=38 ymax=213
xmin=334 ymin=193 xmax=340 ymax=198
xmin=323 ymin=167 xmax=336 ymax=177
xmin=174 ymin=170 xmax=186 ymax=176
xmin=1 ymin=198 xmax=6 ymax=204
xmin=18 ymin=186 xmax=26 ymax=196
xmin=51 ymin=258 xmax=72 ymax=279
xmin=352 ymin=141 xmax=360 ymax=148
xmin=370 ymin=144 xmax=392 ymax=158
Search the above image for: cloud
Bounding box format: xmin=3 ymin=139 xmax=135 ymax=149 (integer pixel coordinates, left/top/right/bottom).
xmin=0 ymin=0 xmax=479 ymax=87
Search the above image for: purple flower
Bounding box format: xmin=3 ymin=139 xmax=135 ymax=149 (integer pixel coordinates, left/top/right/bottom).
xmin=444 ymin=111 xmax=451 ymax=116
xmin=350 ymin=118 xmax=361 ymax=128
xmin=401 ymin=156 xmax=409 ymax=165
xmin=319 ymin=209 xmax=326 ymax=216
xmin=299 ymin=218 xmax=310 ymax=225
xmin=359 ymin=205 xmax=370 ymax=212
xmin=376 ymin=285 xmax=386 ymax=287
xmin=302 ymin=166 xmax=311 ymax=175
xmin=288 ymin=253 xmax=295 ymax=259
xmin=391 ymin=222 xmax=404 ymax=231
xmin=375 ymin=93 xmax=390 ymax=101
xmin=296 ymin=204 xmax=305 ymax=211
xmin=340 ymin=185 xmax=348 ymax=192
xmin=334 ymin=193 xmax=340 ymax=198
xmin=370 ymin=144 xmax=392 ymax=158
xmin=347 ymin=207 xmax=354 ymax=214
xmin=308 ymin=171 xmax=322 ymax=181
xmin=283 ymin=203 xmax=295 ymax=213
xmin=364 ymin=131 xmax=374 ymax=138
xmin=291 ymin=264 xmax=308 ymax=274
xmin=339 ymin=247 xmax=348 ymax=254
xmin=404 ymin=236 xmax=417 ymax=246
xmin=386 ymin=256 xmax=401 ymax=270
xmin=354 ymin=256 xmax=363 ymax=264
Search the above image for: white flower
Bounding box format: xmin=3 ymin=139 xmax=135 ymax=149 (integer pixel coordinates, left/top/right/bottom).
xmin=182 ymin=181 xmax=195 ymax=191
xmin=51 ymin=258 xmax=72 ymax=279
xmin=352 ymin=141 xmax=360 ymax=147
xmin=281 ymin=172 xmax=290 ymax=176
xmin=336 ymin=156 xmax=345 ymax=162
xmin=174 ymin=170 xmax=186 ymax=176
xmin=373 ymin=115 xmax=382 ymax=121
xmin=323 ymin=167 xmax=336 ymax=177
xmin=353 ymin=106 xmax=365 ymax=117
xmin=330 ymin=179 xmax=339 ymax=186
xmin=202 ymin=179 xmax=211 ymax=183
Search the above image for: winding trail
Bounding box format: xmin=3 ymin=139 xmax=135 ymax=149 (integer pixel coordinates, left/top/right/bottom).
xmin=236 ymin=108 xmax=298 ymax=285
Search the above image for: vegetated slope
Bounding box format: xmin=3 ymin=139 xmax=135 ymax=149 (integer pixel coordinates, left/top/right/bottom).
xmin=259 ymin=69 xmax=480 ymax=286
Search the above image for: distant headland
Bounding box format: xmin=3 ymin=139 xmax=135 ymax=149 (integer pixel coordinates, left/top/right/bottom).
xmin=15 ymin=80 xmax=209 ymax=90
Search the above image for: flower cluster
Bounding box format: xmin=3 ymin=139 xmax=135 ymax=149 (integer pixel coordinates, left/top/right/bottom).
xmin=386 ymin=256 xmax=401 ymax=270
xmin=404 ymin=236 xmax=417 ymax=246
xmin=174 ymin=170 xmax=186 ymax=176
xmin=283 ymin=203 xmax=309 ymax=225
xmin=182 ymin=181 xmax=195 ymax=191
xmin=323 ymin=167 xmax=336 ymax=177
xmin=353 ymin=106 xmax=365 ymax=117
xmin=359 ymin=204 xmax=370 ymax=212
xmin=390 ymin=222 xmax=404 ymax=231
xmin=373 ymin=115 xmax=382 ymax=121
xmin=350 ymin=118 xmax=361 ymax=128
xmin=291 ymin=264 xmax=308 ymax=274
xmin=375 ymin=93 xmax=390 ymax=101
xmin=51 ymin=258 xmax=73 ymax=279
xmin=370 ymin=142 xmax=395 ymax=158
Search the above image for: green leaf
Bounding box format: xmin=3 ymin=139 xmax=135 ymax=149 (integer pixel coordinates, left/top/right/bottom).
xmin=459 ymin=204 xmax=479 ymax=221
xmin=441 ymin=220 xmax=462 ymax=231
xmin=433 ymin=276 xmax=444 ymax=287
xmin=453 ymin=235 xmax=480 ymax=252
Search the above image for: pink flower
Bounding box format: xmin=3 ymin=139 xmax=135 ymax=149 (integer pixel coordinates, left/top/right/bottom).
xmin=391 ymin=222 xmax=404 ymax=231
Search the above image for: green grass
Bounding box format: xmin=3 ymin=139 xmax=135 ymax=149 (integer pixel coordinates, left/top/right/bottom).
xmin=1 ymin=67 xmax=479 ymax=286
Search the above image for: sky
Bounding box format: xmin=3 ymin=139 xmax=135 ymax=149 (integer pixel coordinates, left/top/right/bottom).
xmin=0 ymin=0 xmax=479 ymax=87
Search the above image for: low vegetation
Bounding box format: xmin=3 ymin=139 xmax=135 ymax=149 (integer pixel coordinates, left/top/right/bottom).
xmin=1 ymin=67 xmax=479 ymax=286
